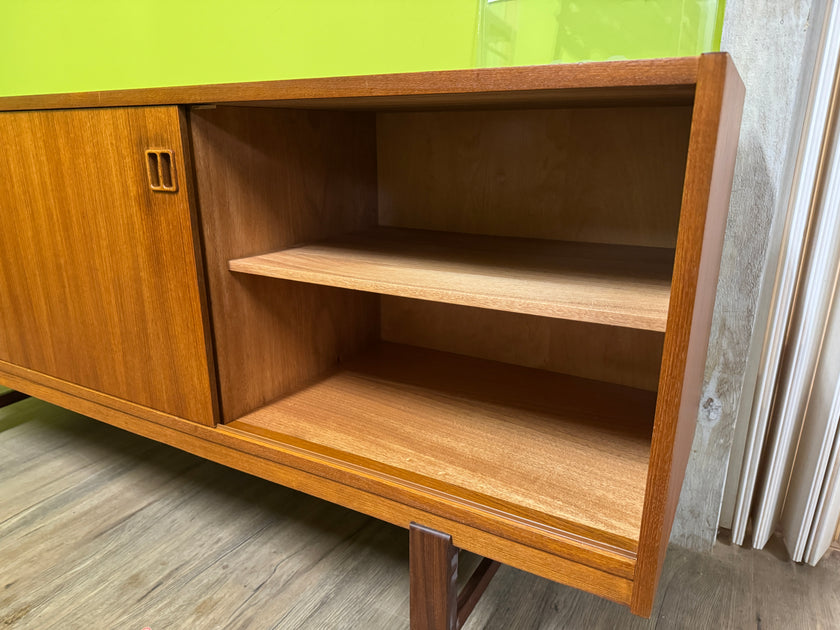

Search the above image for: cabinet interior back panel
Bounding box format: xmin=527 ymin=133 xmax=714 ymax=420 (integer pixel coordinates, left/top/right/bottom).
xmin=376 ymin=106 xmax=693 ymax=248
xmin=380 ymin=297 xmax=665 ymax=392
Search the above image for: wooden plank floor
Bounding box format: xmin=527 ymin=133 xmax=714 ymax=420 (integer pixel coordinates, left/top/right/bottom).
xmin=2 ymin=396 xmax=840 ymax=629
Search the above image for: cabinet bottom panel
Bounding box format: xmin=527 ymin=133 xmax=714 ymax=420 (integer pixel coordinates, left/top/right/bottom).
xmin=0 ymin=361 xmax=637 ymax=607
xmin=232 ymin=342 xmax=653 ymax=550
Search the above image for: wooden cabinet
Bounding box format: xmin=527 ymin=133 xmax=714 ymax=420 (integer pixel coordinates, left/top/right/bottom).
xmin=0 ymin=54 xmax=744 ymax=622
xmin=0 ymin=107 xmax=216 ymax=425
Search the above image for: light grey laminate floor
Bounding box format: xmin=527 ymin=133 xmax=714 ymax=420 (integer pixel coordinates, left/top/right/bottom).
xmin=1 ymin=396 xmax=839 ymax=629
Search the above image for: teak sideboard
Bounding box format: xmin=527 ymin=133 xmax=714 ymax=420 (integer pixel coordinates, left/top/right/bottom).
xmin=0 ymin=53 xmax=744 ymax=624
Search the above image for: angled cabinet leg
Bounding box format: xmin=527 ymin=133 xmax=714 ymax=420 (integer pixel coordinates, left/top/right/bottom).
xmin=456 ymin=557 xmax=501 ymax=628
xmin=0 ymin=390 xmax=29 ymax=408
xmin=409 ymin=523 xmax=501 ymax=630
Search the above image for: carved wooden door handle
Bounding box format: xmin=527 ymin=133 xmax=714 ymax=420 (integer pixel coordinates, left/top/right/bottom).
xmin=145 ymin=149 xmax=178 ymax=192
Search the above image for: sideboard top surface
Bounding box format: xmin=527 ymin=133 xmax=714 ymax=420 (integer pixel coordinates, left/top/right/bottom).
xmin=0 ymin=56 xmax=702 ymax=112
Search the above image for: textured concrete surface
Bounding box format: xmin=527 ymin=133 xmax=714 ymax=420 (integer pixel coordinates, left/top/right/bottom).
xmin=671 ymin=0 xmax=824 ymax=549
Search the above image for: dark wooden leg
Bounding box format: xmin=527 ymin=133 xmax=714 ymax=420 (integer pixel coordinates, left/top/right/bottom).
xmin=0 ymin=390 xmax=29 ymax=408
xmin=410 ymin=523 xmax=458 ymax=630
xmin=456 ymin=557 xmax=501 ymax=628
xmin=409 ymin=523 xmax=501 ymax=630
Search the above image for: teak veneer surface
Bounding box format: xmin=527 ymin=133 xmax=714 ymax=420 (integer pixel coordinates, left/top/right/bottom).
xmin=0 ymin=57 xmax=699 ymax=112
xmin=0 ymin=107 xmax=215 ymax=425
xmin=0 ymin=54 xmax=745 ymax=619
xmin=380 ymin=298 xmax=665 ymax=392
xmin=230 ymin=228 xmax=674 ymax=332
xmin=232 ymin=342 xmax=655 ymax=550
xmin=0 ymin=358 xmax=637 ymax=604
xmin=632 ymin=54 xmax=745 ymax=615
xmin=190 ymin=106 xmax=380 ymax=422
xmin=5 ymin=401 xmax=840 ymax=629
xmin=377 ymin=107 xmax=692 ymax=250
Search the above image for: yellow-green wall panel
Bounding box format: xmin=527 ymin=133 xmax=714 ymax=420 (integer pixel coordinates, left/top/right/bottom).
xmin=0 ymin=1 xmax=723 ymax=97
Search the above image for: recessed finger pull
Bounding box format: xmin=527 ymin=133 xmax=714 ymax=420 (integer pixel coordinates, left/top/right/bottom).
xmin=145 ymin=149 xmax=177 ymax=192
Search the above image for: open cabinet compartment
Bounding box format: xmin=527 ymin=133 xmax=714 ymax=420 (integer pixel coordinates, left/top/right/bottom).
xmin=188 ymin=54 xmax=743 ymax=615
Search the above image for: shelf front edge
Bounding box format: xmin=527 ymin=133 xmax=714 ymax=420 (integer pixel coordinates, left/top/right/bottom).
xmin=222 ymin=420 xmax=639 ymax=576
xmin=228 ymin=228 xmax=673 ymax=333
xmin=0 ymin=360 xmax=636 ymax=578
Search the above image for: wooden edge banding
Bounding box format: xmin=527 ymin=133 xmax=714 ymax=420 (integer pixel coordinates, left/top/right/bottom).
xmin=227 ymin=416 xmax=643 ymax=555
xmin=0 ymin=359 xmax=209 ymax=430
xmin=0 ymin=357 xmax=635 ymax=578
xmin=456 ymin=557 xmax=501 ymax=628
xmin=631 ymin=52 xmax=745 ymax=616
xmin=0 ymin=57 xmax=699 ymax=112
xmin=176 ymin=105 xmax=222 ymax=426
xmin=221 ymin=421 xmax=638 ymax=574
xmin=0 ymin=364 xmax=634 ymax=605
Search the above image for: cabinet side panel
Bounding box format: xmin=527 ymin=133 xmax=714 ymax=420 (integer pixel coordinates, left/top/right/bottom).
xmin=190 ymin=107 xmax=379 ymax=422
xmin=377 ymin=106 xmax=692 ymax=248
xmin=0 ymin=107 xmax=215 ymax=424
xmin=632 ymin=54 xmax=745 ymax=615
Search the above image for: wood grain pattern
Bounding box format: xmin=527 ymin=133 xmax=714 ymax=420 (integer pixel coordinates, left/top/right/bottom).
xmin=377 ymin=107 xmax=692 ymax=249
xmin=410 ymin=524 xmax=459 ymax=630
xmin=0 ymin=363 xmax=636 ymax=604
xmin=0 ymin=357 xmax=637 ymax=581
xmin=632 ymin=53 xmax=746 ymax=616
xmin=0 ymin=57 xmax=699 ymax=112
xmin=10 ymin=403 xmax=837 ymax=629
xmin=0 ymin=54 xmax=745 ymax=618
xmin=0 ymin=358 xmax=215 ymax=436
xmin=0 ymin=400 xmax=414 ymax=630
xmin=176 ymin=106 xmax=221 ymax=425
xmin=380 ymin=298 xmax=665 ymax=392
xmin=230 ymin=228 xmax=674 ymax=331
xmin=232 ymin=342 xmax=654 ymax=549
xmin=189 ymin=106 xmax=379 ymax=421
xmin=0 ymin=107 xmax=215 ymax=425
xmin=8 ymin=402 xmax=840 ymax=629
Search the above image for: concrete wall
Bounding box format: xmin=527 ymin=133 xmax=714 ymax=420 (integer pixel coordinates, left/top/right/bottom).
xmin=671 ymin=0 xmax=824 ymax=549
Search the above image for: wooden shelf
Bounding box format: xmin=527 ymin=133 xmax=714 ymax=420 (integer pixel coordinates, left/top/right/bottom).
xmin=230 ymin=342 xmax=655 ymax=550
xmin=229 ymin=228 xmax=674 ymax=332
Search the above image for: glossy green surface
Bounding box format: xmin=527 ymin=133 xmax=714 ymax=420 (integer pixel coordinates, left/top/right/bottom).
xmin=0 ymin=1 xmax=723 ymax=97
xmin=478 ymin=0 xmax=724 ymax=66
